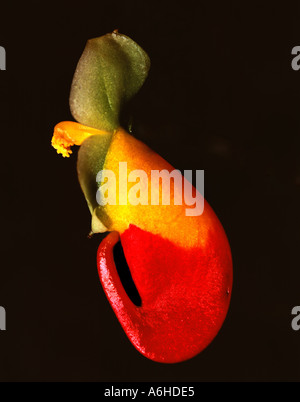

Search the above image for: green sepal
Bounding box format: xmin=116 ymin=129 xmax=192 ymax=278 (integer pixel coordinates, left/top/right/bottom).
xmin=77 ymin=133 xmax=113 ymax=232
xmin=70 ymin=31 xmax=150 ymax=132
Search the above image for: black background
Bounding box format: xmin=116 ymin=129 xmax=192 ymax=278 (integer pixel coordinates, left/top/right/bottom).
xmin=1 ymin=0 xmax=300 ymax=381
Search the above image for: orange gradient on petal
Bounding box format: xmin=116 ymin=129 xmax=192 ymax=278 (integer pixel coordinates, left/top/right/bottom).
xmin=102 ymin=128 xmax=224 ymax=249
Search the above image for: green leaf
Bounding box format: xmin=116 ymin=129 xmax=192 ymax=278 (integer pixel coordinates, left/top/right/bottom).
xmin=70 ymin=31 xmax=150 ymax=132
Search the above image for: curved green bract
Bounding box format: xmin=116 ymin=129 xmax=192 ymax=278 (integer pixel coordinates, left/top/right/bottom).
xmin=70 ymin=31 xmax=150 ymax=132
xmin=77 ymin=133 xmax=113 ymax=232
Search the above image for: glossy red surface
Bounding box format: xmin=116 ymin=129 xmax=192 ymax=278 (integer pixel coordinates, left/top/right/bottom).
xmin=97 ymin=224 xmax=232 ymax=363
